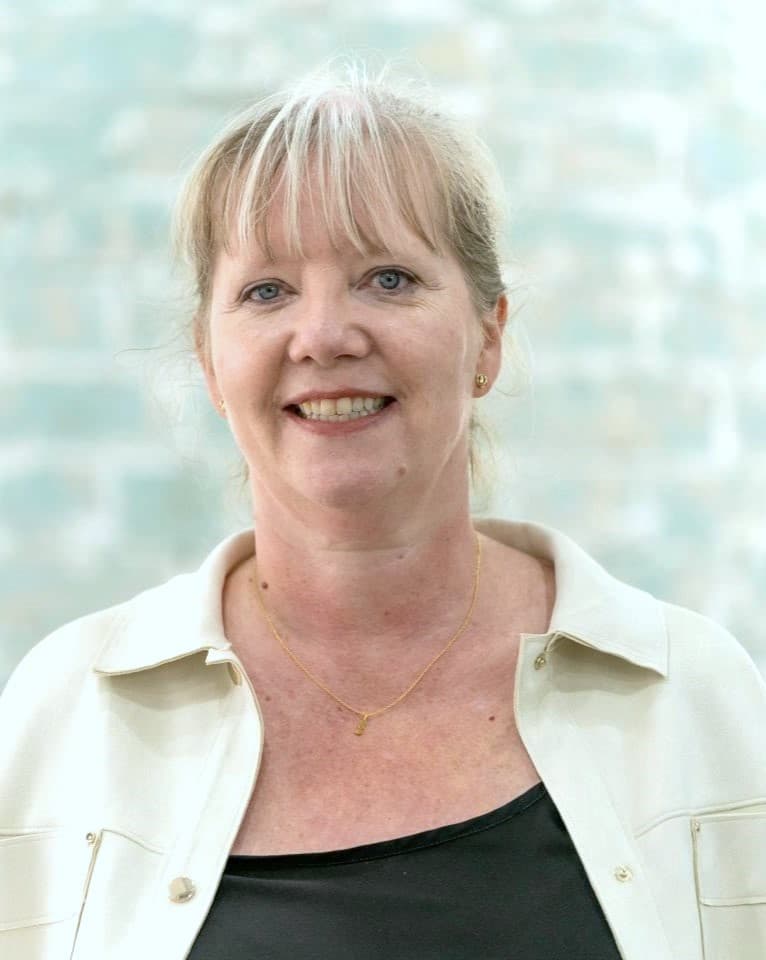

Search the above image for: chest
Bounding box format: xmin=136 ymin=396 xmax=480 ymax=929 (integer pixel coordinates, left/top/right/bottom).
xmin=230 ymin=693 xmax=541 ymax=855
xmin=224 ymin=538 xmax=552 ymax=855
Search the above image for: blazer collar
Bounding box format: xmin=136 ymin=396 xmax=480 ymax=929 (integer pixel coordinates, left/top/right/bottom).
xmin=92 ymin=519 xmax=668 ymax=678
xmin=476 ymin=519 xmax=668 ymax=677
xmin=92 ymin=530 xmax=255 ymax=677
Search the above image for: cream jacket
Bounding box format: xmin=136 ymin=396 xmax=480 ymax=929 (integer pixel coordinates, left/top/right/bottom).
xmin=1 ymin=518 xmax=765 ymax=960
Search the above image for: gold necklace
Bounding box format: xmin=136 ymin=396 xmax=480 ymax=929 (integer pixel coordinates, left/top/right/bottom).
xmin=252 ymin=532 xmax=482 ymax=735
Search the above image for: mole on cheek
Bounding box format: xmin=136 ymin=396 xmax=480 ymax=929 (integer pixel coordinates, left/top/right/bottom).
xmin=488 ymin=715 xmax=496 ymax=722
xmin=261 ymin=582 xmax=269 ymax=590
xmin=397 ymin=466 xmax=406 ymax=477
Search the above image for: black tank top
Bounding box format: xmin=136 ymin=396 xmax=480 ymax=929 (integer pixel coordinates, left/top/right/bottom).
xmin=188 ymin=781 xmax=622 ymax=959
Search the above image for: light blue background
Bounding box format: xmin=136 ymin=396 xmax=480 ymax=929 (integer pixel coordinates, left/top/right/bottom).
xmin=2 ymin=0 xmax=764 ymax=686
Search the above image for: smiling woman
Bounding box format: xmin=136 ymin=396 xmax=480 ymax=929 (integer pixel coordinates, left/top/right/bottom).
xmin=196 ymin=154 xmax=504 ymax=518
xmin=1 ymin=59 xmax=765 ymax=960
xmin=173 ymin=62 xmax=512 ymax=502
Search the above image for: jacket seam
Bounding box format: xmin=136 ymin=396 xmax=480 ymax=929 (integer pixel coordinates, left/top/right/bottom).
xmin=635 ymin=796 xmax=766 ymax=837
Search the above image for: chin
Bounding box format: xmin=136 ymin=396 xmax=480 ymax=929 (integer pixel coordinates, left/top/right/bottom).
xmin=295 ymin=464 xmax=401 ymax=510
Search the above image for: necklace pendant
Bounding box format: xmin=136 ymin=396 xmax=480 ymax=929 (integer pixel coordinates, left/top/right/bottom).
xmin=354 ymin=713 xmax=369 ymax=736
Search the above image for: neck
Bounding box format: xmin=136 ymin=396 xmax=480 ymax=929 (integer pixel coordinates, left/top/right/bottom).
xmin=241 ymin=498 xmax=482 ymax=685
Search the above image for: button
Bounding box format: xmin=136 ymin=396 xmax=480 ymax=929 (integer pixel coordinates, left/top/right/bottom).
xmin=227 ymin=662 xmax=242 ymax=686
xmin=85 ymin=832 xmax=97 ymax=845
xmin=169 ymin=877 xmax=196 ymax=903
xmin=614 ymin=865 xmax=633 ymax=883
xmin=534 ymin=654 xmax=547 ymax=669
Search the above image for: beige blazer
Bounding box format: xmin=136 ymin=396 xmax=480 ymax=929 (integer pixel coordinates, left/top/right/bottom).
xmin=1 ymin=518 xmax=764 ymax=959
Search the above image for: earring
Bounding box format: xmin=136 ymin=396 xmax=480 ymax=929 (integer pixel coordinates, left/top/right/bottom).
xmin=475 ymin=374 xmax=488 ymax=389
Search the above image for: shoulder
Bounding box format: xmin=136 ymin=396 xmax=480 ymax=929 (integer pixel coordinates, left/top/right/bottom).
xmin=0 ymin=601 xmax=134 ymax=778
xmin=0 ymin=596 xmax=135 ymax=714
xmin=646 ymin=600 xmax=766 ymax=809
xmin=1 ymin=529 xmax=252 ymax=709
xmin=4 ymin=599 xmax=127 ymax=675
xmin=657 ymin=599 xmax=766 ymax=722
xmin=0 ymin=570 xmax=188 ymax=710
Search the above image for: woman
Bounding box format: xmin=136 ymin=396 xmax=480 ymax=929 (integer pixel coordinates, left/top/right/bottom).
xmin=1 ymin=65 xmax=765 ymax=960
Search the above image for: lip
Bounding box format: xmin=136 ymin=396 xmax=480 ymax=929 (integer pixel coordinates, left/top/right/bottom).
xmin=283 ymin=387 xmax=395 ymax=408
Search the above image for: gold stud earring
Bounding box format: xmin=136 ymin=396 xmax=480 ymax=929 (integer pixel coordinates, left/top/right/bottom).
xmin=475 ymin=374 xmax=488 ymax=389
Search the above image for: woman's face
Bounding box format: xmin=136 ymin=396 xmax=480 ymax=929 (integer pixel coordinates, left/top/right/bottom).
xmin=201 ymin=185 xmax=506 ymax=520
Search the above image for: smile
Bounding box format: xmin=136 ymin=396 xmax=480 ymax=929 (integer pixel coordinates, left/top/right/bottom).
xmin=289 ymin=396 xmax=396 ymax=421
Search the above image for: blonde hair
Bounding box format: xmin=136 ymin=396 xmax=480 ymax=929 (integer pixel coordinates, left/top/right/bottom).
xmin=171 ymin=59 xmax=523 ymax=501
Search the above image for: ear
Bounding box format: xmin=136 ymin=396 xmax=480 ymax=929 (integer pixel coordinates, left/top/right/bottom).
xmin=475 ymin=294 xmax=508 ymax=391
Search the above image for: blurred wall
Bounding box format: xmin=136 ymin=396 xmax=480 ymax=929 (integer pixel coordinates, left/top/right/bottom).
xmin=2 ymin=0 xmax=764 ymax=686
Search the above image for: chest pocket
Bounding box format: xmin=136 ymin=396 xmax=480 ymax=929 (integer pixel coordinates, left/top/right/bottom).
xmin=692 ymin=810 xmax=766 ymax=960
xmin=0 ymin=828 xmax=98 ymax=960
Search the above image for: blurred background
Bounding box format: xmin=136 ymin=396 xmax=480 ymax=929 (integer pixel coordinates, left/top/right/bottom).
xmin=1 ymin=0 xmax=764 ymax=688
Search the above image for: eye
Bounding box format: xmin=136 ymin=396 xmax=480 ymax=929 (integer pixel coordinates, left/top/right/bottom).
xmin=244 ymin=281 xmax=282 ymax=303
xmin=371 ymin=268 xmax=414 ymax=292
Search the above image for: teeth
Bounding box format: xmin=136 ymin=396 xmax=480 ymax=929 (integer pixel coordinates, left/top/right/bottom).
xmin=297 ymin=395 xmax=388 ymax=420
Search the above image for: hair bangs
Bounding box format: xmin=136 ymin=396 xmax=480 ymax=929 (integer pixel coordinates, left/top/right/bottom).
xmin=216 ymin=93 xmax=449 ymax=266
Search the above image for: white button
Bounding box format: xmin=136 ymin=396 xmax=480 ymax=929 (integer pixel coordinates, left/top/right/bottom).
xmin=169 ymin=877 xmax=196 ymax=903
xmin=614 ymin=865 xmax=633 ymax=883
xmin=534 ymin=654 xmax=547 ymax=670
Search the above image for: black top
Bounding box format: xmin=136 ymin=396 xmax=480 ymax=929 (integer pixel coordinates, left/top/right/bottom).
xmin=188 ymin=782 xmax=622 ymax=959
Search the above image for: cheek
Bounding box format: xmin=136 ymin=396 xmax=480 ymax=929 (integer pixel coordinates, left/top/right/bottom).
xmin=407 ymin=312 xmax=469 ymax=363
xmin=430 ymin=323 xmax=477 ymax=388
xmin=212 ymin=333 xmax=272 ymax=394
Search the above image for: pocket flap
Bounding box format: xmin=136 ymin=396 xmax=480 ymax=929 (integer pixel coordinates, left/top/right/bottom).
xmin=694 ymin=811 xmax=766 ymax=906
xmin=0 ymin=829 xmax=95 ymax=929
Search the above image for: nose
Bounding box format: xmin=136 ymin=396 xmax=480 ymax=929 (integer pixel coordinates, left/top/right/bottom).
xmin=286 ymin=289 xmax=372 ymax=367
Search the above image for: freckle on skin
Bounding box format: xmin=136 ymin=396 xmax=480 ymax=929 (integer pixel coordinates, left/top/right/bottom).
xmin=488 ymin=715 xmax=495 ymax=722
xmin=261 ymin=582 xmax=269 ymax=590
xmin=397 ymin=466 xmax=406 ymax=476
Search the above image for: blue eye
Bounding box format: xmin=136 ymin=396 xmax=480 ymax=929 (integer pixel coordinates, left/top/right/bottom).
xmin=248 ymin=282 xmax=280 ymax=301
xmin=375 ymin=269 xmax=406 ymax=291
